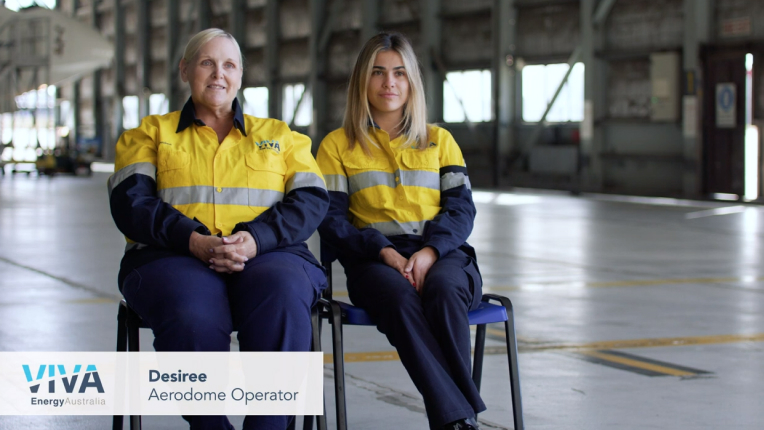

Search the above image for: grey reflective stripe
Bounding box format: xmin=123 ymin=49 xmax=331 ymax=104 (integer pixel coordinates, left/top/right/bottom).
xmin=363 ymin=220 xmax=428 ymax=236
xmin=440 ymin=172 xmax=471 ymax=191
xmin=349 ymin=170 xmax=396 ymax=194
xmin=108 ymin=162 xmax=156 ymax=195
xmin=348 ymin=169 xmax=439 ymax=194
xmin=158 ymin=186 xmax=283 ymax=207
xmin=286 ymin=172 xmax=326 ymax=194
xmin=125 ymin=242 xmax=148 ymax=252
xmin=400 ymin=169 xmax=439 ymax=190
xmin=158 ymin=186 xmax=215 ymax=205
xmin=247 ymin=188 xmax=284 ymax=207
xmin=324 ymin=174 xmax=349 ymax=194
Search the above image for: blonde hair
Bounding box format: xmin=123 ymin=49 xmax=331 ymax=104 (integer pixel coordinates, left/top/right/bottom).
xmin=343 ymin=32 xmax=429 ymax=155
xmin=181 ymin=28 xmax=243 ymax=68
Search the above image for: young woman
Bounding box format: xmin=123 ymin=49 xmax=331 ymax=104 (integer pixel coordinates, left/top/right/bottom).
xmin=316 ymin=32 xmax=483 ymax=430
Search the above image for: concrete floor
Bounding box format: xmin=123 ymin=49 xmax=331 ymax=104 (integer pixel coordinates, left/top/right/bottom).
xmin=1 ymin=171 xmax=763 ymax=429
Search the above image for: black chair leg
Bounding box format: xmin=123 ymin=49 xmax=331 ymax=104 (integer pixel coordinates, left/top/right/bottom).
xmin=484 ymin=294 xmax=524 ymax=430
xmin=472 ymin=323 xmax=487 ymax=392
xmin=126 ymin=307 xmax=142 ymax=430
xmin=113 ymin=303 xmax=128 ymax=430
xmin=329 ymin=301 xmax=348 ymax=430
xmin=309 ymin=303 xmax=327 ymax=430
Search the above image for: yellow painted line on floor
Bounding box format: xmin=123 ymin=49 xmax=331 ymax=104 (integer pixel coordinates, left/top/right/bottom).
xmin=323 ymin=351 xmax=399 ymax=364
xmin=327 ymin=332 xmax=764 ymax=363
xmin=511 ymin=332 xmax=764 ymax=352
xmin=486 ymin=275 xmax=764 ymax=292
xmin=576 ymin=350 xmax=695 ymax=376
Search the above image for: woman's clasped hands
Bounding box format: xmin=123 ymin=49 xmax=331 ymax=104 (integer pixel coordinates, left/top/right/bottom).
xmin=189 ymin=231 xmax=258 ymax=273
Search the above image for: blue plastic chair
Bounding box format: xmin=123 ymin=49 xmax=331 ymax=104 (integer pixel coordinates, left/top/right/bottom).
xmin=113 ymin=299 xmax=328 ymax=430
xmin=320 ymin=245 xmax=524 ymax=430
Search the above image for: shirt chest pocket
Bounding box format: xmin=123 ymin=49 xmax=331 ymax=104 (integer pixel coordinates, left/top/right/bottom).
xmin=400 ymin=150 xmax=439 ymax=172
xmin=245 ymin=153 xmax=287 ymax=208
xmin=342 ymin=155 xmax=390 ymax=175
xmin=156 ymin=146 xmax=191 ymax=188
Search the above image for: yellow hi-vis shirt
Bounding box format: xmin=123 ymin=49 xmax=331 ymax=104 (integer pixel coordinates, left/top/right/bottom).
xmin=109 ymin=106 xmax=326 ymax=242
xmin=316 ymin=125 xmax=470 ymax=238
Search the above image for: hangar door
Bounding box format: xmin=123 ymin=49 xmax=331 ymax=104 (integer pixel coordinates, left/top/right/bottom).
xmin=702 ymin=49 xmax=747 ymax=196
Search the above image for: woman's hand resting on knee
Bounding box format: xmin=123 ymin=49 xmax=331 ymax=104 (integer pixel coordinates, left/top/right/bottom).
xmin=379 ymin=246 xmax=438 ymax=294
xmin=379 ymin=247 xmax=416 ymax=288
xmin=404 ymin=247 xmax=438 ymax=294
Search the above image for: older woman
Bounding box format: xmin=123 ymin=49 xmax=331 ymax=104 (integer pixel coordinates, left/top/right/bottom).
xmin=108 ymin=28 xmax=328 ymax=430
xmin=316 ymin=32 xmax=483 ymax=430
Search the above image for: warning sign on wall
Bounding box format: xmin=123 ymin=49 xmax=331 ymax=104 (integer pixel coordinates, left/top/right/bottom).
xmin=716 ymin=83 xmax=736 ymax=128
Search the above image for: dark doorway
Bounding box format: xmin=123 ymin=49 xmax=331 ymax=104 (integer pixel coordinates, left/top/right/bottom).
xmin=701 ymin=48 xmax=747 ymax=196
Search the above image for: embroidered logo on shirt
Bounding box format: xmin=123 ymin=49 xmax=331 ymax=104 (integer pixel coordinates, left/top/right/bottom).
xmin=256 ymin=140 xmax=281 ymax=154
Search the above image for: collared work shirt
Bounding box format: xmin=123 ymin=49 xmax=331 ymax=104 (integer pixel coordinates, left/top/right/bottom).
xmin=316 ymin=125 xmax=475 ymax=265
xmin=108 ymin=98 xmax=328 ymax=285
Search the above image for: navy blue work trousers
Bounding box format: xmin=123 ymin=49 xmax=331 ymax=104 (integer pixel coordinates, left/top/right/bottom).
xmin=121 ymin=251 xmax=326 ymax=430
xmin=344 ymin=247 xmax=485 ymax=429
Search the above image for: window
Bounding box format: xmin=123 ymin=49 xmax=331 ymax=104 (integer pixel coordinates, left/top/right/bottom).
xmin=522 ymin=62 xmax=584 ymax=123
xmin=122 ymin=96 xmax=139 ymax=130
xmin=283 ymin=84 xmax=312 ymax=126
xmin=4 ymin=1 xmax=57 ymax=12
xmin=443 ymin=70 xmax=492 ymax=123
xmin=243 ymin=87 xmax=269 ymax=118
xmin=149 ymin=94 xmax=169 ymax=116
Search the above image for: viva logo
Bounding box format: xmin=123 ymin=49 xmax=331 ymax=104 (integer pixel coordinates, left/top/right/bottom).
xmin=256 ymin=140 xmax=280 ymax=153
xmin=22 ymin=364 xmax=105 ymax=394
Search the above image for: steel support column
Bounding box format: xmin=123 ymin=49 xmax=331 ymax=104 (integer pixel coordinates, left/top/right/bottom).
xmin=137 ymin=0 xmax=150 ymax=118
xmin=197 ymin=0 xmax=212 ymax=31
xmin=580 ymin=0 xmax=605 ymax=191
xmin=111 ymin=0 xmax=126 ymax=159
xmin=309 ymin=0 xmax=328 ymax=149
xmin=682 ymin=0 xmax=713 ymax=198
xmin=71 ymin=0 xmax=81 ymax=146
xmin=167 ymin=0 xmax=181 ymax=111
xmin=230 ymin=0 xmax=246 ymax=102
xmin=266 ymin=0 xmax=281 ymax=120
xmin=493 ymin=0 xmax=516 ymax=186
xmin=361 ymin=0 xmax=379 ymax=43
xmin=91 ymin=1 xmax=104 ymax=157
xmin=421 ymin=0 xmax=442 ymax=123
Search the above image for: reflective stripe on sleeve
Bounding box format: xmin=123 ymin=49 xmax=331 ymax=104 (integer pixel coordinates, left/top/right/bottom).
xmin=158 ymin=186 xmax=284 ymax=207
xmin=108 ymin=162 xmax=157 ymax=195
xmin=363 ymin=220 xmax=429 ymax=236
xmin=324 ymin=174 xmax=349 ymax=193
xmin=125 ymin=242 xmax=148 ymax=252
xmin=440 ymin=172 xmax=471 ymax=191
xmin=286 ymin=172 xmax=327 ymax=194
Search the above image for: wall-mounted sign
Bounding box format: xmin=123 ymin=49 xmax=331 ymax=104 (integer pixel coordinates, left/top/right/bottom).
xmin=720 ymin=17 xmax=752 ymax=38
xmin=716 ymin=83 xmax=736 ymax=128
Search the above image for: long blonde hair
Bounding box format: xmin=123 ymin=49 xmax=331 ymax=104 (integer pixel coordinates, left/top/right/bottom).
xmin=343 ymin=32 xmax=429 ymax=154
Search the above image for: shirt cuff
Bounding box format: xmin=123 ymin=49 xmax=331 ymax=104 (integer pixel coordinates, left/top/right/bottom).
xmin=423 ymin=239 xmax=449 ymax=260
xmin=238 ymin=221 xmax=279 ymax=255
xmin=169 ymin=216 xmax=206 ymax=254
xmin=366 ymin=234 xmax=395 ymax=261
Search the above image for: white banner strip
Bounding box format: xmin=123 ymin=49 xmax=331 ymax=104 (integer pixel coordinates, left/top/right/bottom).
xmin=0 ymin=352 xmax=323 ymax=416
